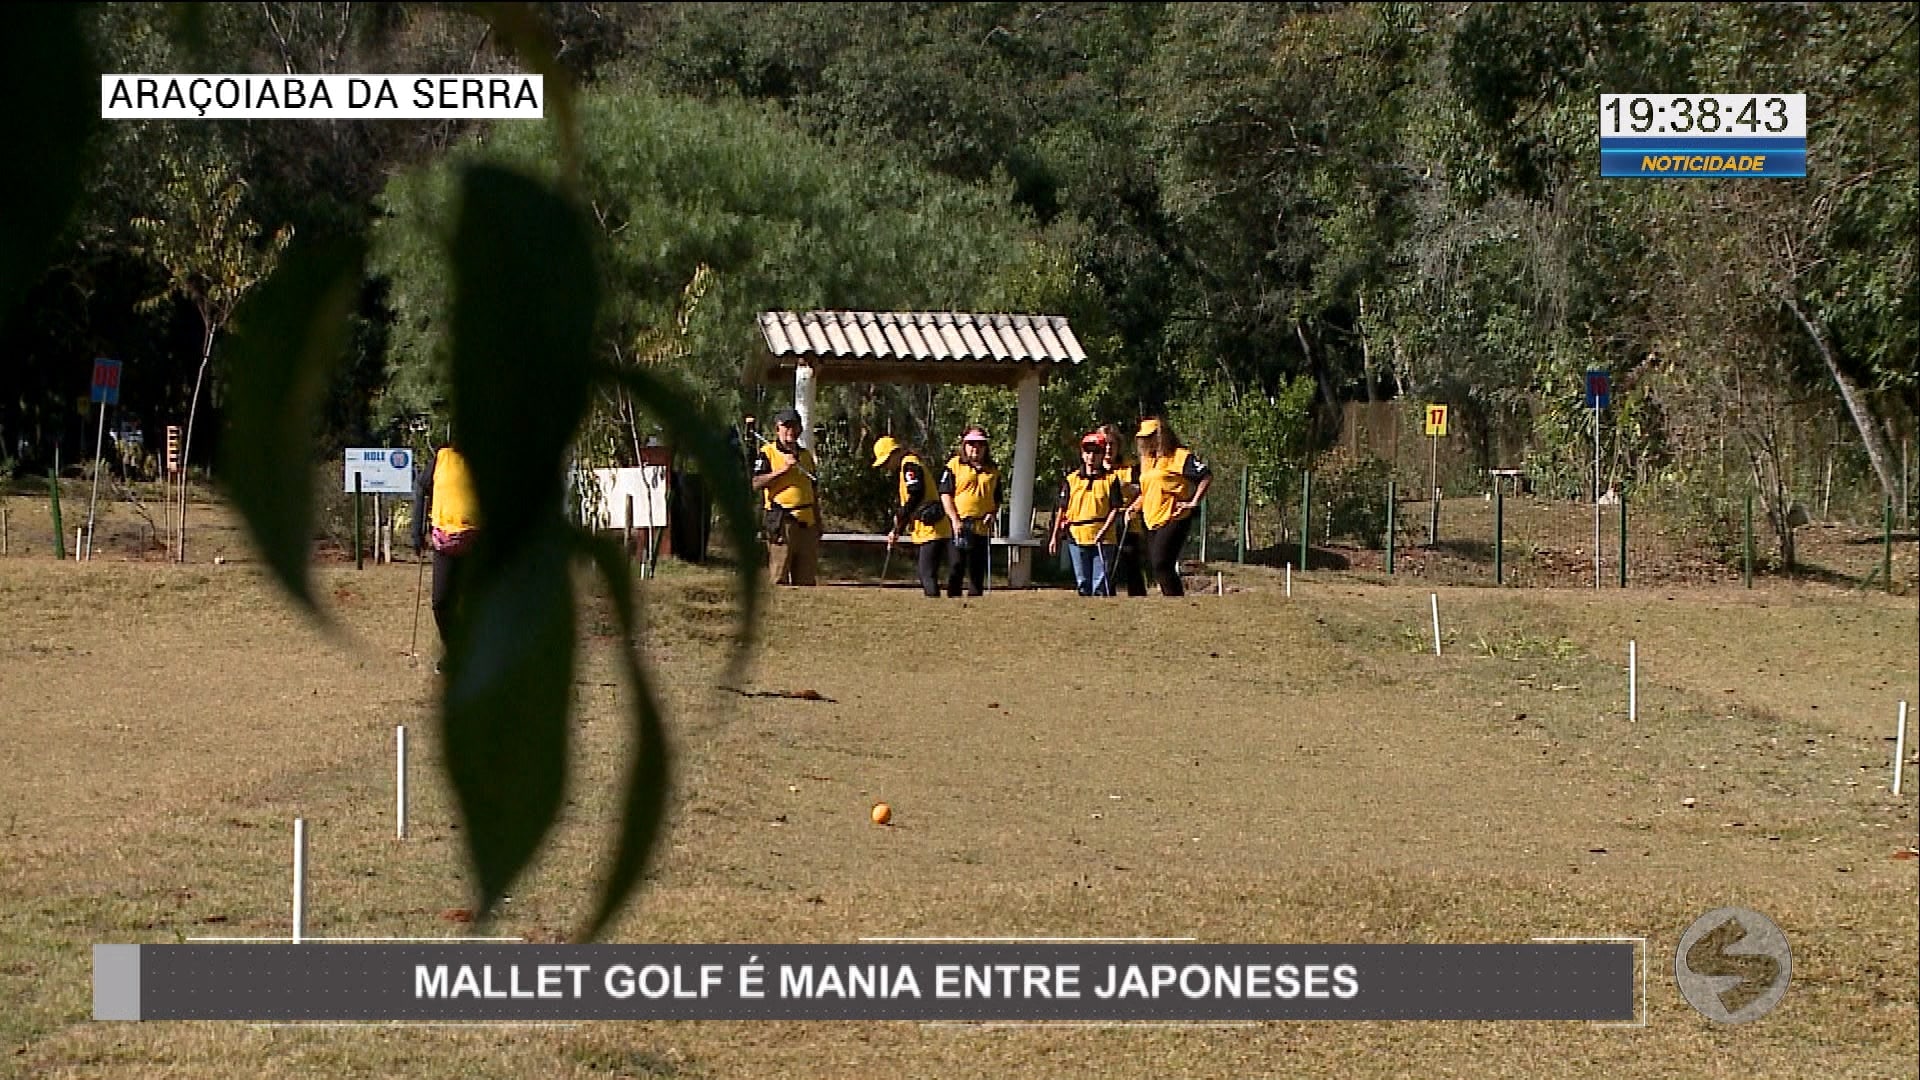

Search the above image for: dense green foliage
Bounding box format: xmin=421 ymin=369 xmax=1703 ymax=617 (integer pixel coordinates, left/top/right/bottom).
xmin=7 ymin=3 xmax=1912 ymax=538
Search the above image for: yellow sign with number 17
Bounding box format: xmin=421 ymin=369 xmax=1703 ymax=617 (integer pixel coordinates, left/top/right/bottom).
xmin=1424 ymin=404 xmax=1449 ymax=437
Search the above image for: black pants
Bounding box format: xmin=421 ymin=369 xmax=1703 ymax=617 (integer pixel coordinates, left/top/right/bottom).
xmin=1114 ymin=531 xmax=1149 ymax=597
xmin=916 ymin=539 xmax=950 ymax=597
xmin=431 ymin=548 xmax=466 ymax=643
xmin=1145 ymin=516 xmax=1194 ymax=596
xmin=947 ymin=533 xmax=990 ymax=596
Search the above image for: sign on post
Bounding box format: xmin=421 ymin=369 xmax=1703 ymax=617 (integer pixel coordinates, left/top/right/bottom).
xmin=165 ymin=426 xmax=181 ymax=475
xmin=343 ymin=448 xmax=415 ymax=494
xmin=1584 ymin=370 xmax=1611 ymax=410
xmin=1585 ymin=370 xmax=1610 ymax=588
xmin=90 ymin=358 xmax=122 ymax=405
xmin=1424 ymin=405 xmax=1449 ymax=437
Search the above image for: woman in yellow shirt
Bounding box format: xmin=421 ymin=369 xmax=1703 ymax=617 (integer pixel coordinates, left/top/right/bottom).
xmin=1099 ymin=423 xmax=1149 ymax=597
xmin=411 ymin=438 xmax=480 ymax=657
xmin=941 ymin=426 xmax=1001 ymax=597
xmin=1048 ymin=431 xmax=1122 ymax=596
xmin=1130 ymin=416 xmax=1212 ymax=596
xmin=874 ymin=435 xmax=954 ymax=597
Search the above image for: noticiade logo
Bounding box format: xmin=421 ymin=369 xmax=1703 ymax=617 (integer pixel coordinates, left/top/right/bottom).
xmin=1675 ymin=907 xmax=1791 ymax=1023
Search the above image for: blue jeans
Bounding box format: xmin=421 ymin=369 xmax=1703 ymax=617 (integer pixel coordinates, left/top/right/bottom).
xmin=1068 ymin=542 xmax=1119 ymax=596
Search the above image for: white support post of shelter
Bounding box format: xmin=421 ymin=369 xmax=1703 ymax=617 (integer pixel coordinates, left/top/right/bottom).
xmin=1007 ymin=371 xmax=1041 ymax=588
xmin=794 ymin=363 xmax=817 ymax=450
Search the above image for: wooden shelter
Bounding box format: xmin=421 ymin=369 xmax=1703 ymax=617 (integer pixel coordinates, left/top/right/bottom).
xmin=751 ymin=311 xmax=1088 ymax=586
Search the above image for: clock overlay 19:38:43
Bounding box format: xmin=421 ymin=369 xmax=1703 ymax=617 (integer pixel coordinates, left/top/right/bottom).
xmin=1600 ymin=95 xmax=1806 ymax=178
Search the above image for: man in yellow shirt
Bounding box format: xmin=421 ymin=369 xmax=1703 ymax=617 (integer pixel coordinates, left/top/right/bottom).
xmin=1130 ymin=416 xmax=1212 ymax=596
xmin=411 ymin=437 xmax=480 ymax=660
xmin=942 ymin=426 xmax=1001 ymax=597
xmin=751 ymin=409 xmax=820 ymax=586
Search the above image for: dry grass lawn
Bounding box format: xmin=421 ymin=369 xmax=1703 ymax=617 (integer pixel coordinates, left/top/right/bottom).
xmin=1 ymin=502 xmax=1915 ymax=1078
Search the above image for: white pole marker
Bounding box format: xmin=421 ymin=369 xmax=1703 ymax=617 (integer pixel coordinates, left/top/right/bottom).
xmin=292 ymin=818 xmax=308 ymax=944
xmin=1286 ymin=563 xmax=1292 ymax=597
xmin=1629 ymin=640 xmax=1638 ymax=721
xmin=1430 ymin=593 xmax=1441 ymax=656
xmin=1894 ymin=701 xmax=1909 ymax=797
xmin=1216 ymin=571 xmax=1223 ymax=595
xmin=396 ymin=725 xmax=409 ymax=839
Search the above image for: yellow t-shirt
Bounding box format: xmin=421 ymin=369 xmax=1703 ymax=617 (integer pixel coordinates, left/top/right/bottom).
xmin=945 ymin=456 xmax=1000 ymax=536
xmin=1110 ymin=459 xmax=1146 ymax=536
xmin=758 ymin=444 xmax=819 ymax=528
xmin=897 ymin=453 xmax=952 ymax=544
xmin=429 ymin=448 xmax=480 ymax=536
xmin=1057 ymin=468 xmax=1122 ymax=545
xmin=1138 ymin=447 xmax=1209 ymax=530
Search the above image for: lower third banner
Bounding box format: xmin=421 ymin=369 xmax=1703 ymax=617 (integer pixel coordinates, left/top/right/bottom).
xmin=94 ymin=942 xmax=1635 ymax=1022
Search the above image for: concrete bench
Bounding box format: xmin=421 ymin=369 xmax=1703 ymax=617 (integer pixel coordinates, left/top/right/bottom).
xmin=1488 ymin=469 xmax=1526 ymax=496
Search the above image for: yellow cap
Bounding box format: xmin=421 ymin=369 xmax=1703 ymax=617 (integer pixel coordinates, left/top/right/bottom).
xmin=871 ymin=435 xmax=901 ymax=469
xmin=1135 ymin=418 xmax=1161 ymax=438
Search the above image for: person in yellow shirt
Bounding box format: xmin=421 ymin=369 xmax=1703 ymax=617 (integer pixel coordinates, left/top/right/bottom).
xmin=873 ymin=435 xmax=954 ymax=597
xmin=942 ymin=426 xmax=1001 ymax=597
xmin=1130 ymin=416 xmax=1212 ymax=596
xmin=411 ymin=437 xmax=480 ymax=659
xmin=1099 ymin=423 xmax=1149 ymax=597
xmin=1048 ymin=431 xmax=1122 ymax=596
xmin=751 ymin=409 xmax=820 ymax=586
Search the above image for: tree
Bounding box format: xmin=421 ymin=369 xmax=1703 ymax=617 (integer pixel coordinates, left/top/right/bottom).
xmin=129 ymin=147 xmax=291 ymax=561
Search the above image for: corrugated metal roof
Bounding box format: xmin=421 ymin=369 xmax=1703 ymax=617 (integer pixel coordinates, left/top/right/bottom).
xmin=758 ymin=311 xmax=1087 ymax=367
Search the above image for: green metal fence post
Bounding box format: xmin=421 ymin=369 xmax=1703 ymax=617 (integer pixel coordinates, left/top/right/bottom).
xmin=1386 ymin=479 xmax=1396 ymax=576
xmin=1885 ymin=496 xmax=1895 ymax=594
xmin=1237 ymin=465 xmax=1248 ymax=564
xmin=1618 ymin=493 xmax=1628 ymax=588
xmin=1299 ymin=469 xmax=1312 ymax=571
xmin=49 ymin=459 xmax=65 ymax=561
xmin=354 ymin=472 xmax=364 ymax=571
xmin=1494 ymin=484 xmax=1504 ymax=586
xmin=1743 ymin=490 xmax=1754 ymax=588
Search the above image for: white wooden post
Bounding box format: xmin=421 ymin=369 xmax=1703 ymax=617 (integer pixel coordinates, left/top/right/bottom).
xmin=1629 ymin=640 xmax=1638 ymax=721
xmin=1895 ymin=701 xmax=1909 ymax=797
xmin=292 ymin=818 xmax=307 ymax=943
xmin=1007 ymin=371 xmax=1041 ymax=588
xmin=396 ymin=726 xmax=409 ymax=839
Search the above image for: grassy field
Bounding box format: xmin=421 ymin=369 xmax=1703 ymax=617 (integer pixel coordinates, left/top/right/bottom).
xmin=1 ymin=500 xmax=1915 ymax=1078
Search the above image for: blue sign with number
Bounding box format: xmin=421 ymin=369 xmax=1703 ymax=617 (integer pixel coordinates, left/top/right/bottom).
xmin=1584 ymin=370 xmax=1611 ymax=410
xmin=90 ymin=358 xmax=122 ymax=405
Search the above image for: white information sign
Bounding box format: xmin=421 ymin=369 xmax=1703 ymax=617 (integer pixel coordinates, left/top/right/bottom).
xmin=344 ymin=448 xmax=415 ymax=494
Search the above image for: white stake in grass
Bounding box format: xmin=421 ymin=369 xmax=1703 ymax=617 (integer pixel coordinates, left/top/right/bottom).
xmin=1430 ymin=593 xmax=1442 ymax=656
xmin=1285 ymin=563 xmax=1292 ymax=597
xmin=396 ymin=725 xmax=408 ymax=840
xmin=1895 ymin=701 xmax=1909 ymax=797
xmin=1629 ymin=640 xmax=1638 ymax=721
xmin=292 ymin=818 xmax=307 ymax=944
xmin=1216 ymin=571 xmax=1223 ymax=595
